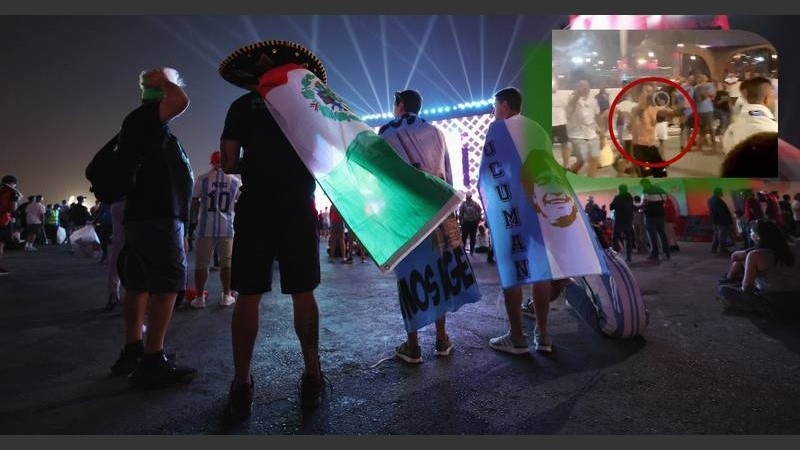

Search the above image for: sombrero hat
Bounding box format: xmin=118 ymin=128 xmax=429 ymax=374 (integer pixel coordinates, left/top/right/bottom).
xmin=219 ymin=40 xmax=327 ymax=90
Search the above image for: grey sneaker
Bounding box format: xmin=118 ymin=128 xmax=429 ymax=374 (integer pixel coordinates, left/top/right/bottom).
xmin=489 ymin=332 xmax=530 ymax=354
xmin=395 ymin=341 xmax=423 ymax=364
xmin=434 ymin=337 xmax=454 ymax=357
xmin=533 ymin=330 xmax=553 ymax=353
xmin=521 ymin=300 xmax=536 ymax=319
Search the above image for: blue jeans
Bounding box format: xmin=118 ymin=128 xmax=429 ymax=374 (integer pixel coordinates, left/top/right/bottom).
xmin=645 ymin=216 xmax=669 ymax=257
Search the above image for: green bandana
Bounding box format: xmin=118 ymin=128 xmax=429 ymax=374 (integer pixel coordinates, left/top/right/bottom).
xmin=141 ymin=87 xmax=165 ymax=100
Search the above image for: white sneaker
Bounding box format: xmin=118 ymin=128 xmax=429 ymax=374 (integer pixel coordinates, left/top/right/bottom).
xmin=489 ymin=332 xmax=530 ymax=355
xmin=190 ymin=291 xmax=208 ymax=309
xmin=220 ymin=293 xmax=236 ymax=307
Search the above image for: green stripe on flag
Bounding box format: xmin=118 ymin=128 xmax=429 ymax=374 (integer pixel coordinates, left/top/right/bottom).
xmin=318 ymin=130 xmax=460 ymax=270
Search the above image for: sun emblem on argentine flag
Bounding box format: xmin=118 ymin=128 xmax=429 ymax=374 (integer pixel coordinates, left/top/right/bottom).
xmin=300 ymin=73 xmax=359 ymax=123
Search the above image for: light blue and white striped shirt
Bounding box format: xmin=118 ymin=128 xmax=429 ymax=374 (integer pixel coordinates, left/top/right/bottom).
xmin=192 ymin=168 xmax=241 ymax=238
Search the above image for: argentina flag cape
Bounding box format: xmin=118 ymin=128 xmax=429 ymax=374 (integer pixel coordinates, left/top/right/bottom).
xmin=478 ymin=114 xmax=608 ymax=288
xmin=566 ymin=249 xmax=649 ymax=338
xmin=393 ymin=215 xmax=481 ymax=333
xmin=379 ymin=115 xmax=480 ymax=333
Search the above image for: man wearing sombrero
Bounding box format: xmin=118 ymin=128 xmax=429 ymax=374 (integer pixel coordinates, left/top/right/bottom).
xmin=219 ymin=40 xmax=329 ymax=419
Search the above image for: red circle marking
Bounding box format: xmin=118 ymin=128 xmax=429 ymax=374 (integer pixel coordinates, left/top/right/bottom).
xmin=607 ymin=76 xmax=698 ymax=169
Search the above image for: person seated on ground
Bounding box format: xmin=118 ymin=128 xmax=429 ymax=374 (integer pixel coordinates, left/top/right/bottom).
xmin=720 ymin=132 xmax=778 ymax=178
xmin=474 ymin=224 xmax=490 ymax=253
xmin=718 ymin=219 xmax=796 ymax=316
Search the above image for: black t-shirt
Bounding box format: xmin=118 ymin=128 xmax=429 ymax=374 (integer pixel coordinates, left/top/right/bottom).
xmin=220 ymin=92 xmax=315 ymax=199
xmin=119 ymin=101 xmax=193 ymax=223
xmin=707 ymin=195 xmax=734 ymax=226
xmin=69 ymin=203 xmax=91 ymax=226
xmin=610 ymin=192 xmax=635 ymax=224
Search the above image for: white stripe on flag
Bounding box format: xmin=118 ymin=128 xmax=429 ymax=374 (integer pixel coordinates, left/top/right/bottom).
xmin=259 ymin=65 xmax=460 ymax=271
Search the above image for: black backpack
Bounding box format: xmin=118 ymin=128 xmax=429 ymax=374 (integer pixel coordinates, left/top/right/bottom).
xmin=85 ymin=134 xmax=134 ymax=203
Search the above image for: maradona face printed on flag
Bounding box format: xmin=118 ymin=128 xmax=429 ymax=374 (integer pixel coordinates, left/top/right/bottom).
xmin=479 ymin=114 xmax=608 ymax=288
xmin=526 ymin=163 xmax=578 ymax=228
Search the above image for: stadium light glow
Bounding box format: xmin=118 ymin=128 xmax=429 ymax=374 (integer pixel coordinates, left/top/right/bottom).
xmin=361 ymin=96 xmax=495 ymax=124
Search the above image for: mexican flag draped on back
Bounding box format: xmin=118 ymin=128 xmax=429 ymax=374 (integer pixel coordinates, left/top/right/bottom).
xmin=255 ymin=63 xmax=460 ymax=271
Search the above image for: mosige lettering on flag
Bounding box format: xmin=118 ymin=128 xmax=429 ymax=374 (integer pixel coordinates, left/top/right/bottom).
xmin=394 ymin=215 xmax=481 ymax=333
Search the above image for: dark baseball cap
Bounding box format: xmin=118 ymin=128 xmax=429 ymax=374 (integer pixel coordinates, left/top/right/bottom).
xmin=394 ymin=90 xmax=422 ymax=114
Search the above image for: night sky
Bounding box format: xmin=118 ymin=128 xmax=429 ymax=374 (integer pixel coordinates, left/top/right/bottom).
xmin=2 ymin=15 xmax=797 ymax=204
xmin=0 ymin=15 xmax=563 ymax=203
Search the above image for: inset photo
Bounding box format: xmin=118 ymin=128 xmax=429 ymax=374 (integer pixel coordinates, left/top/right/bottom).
xmin=552 ymin=29 xmax=777 ymax=179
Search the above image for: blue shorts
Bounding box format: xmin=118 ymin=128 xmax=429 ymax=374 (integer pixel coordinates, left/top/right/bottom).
xmin=121 ymin=218 xmax=187 ymax=294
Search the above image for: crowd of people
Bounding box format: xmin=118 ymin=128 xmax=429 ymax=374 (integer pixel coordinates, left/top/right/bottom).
xmin=552 ymin=69 xmax=779 ymax=178
xmin=0 ymin=182 xmax=102 ymax=276
xmin=0 ymin=48 xmax=794 ymax=427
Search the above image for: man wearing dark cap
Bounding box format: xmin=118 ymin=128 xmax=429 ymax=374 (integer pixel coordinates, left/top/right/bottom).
xmin=0 ymin=175 xmax=21 ymax=276
xmin=69 ymin=196 xmax=91 ymax=230
xmin=379 ymin=88 xmax=456 ymax=364
xmin=391 ymin=89 xmax=422 ymax=118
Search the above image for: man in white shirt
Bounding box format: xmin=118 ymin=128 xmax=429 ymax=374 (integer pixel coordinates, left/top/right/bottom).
xmin=552 ymin=84 xmax=571 ymax=168
xmin=724 ymin=73 xmax=741 ymax=101
xmin=24 ymin=195 xmax=46 ymax=251
xmin=612 ymin=91 xmax=637 ymax=175
xmin=566 ymin=80 xmax=602 ymax=177
xmin=189 ymin=151 xmax=241 ymax=308
xmin=722 ymin=77 xmax=777 ymax=155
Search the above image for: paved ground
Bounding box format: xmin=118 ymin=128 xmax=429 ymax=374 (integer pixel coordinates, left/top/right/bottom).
xmin=555 ymin=131 xmax=727 ymax=179
xmin=0 ymin=239 xmax=799 ymax=435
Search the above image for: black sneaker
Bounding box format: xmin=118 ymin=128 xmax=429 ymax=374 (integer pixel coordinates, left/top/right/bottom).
xmin=128 ymin=353 xmax=197 ymax=390
xmin=298 ymin=366 xmax=329 ymax=410
xmin=0 ymin=266 xmax=9 ymax=276
xmin=228 ymin=376 xmax=255 ymax=421
xmin=110 ymin=342 xmax=144 ymax=376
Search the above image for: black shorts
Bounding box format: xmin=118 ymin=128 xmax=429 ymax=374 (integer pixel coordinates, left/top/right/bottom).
xmin=0 ymin=224 xmax=12 ymax=243
xmin=632 ymin=144 xmax=667 ymax=178
xmin=25 ymin=223 xmax=42 ymax=236
xmin=231 ymin=193 xmax=320 ymax=295
xmin=122 ymin=218 xmax=187 ymax=294
xmin=552 ymin=124 xmax=569 ymax=145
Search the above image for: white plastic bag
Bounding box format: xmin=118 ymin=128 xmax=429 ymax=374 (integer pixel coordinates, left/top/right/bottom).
xmin=56 ymin=226 xmax=66 ymax=244
xmin=70 ymin=225 xmax=101 ymax=257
